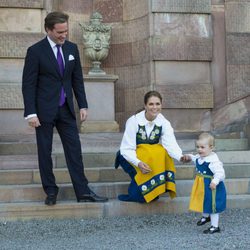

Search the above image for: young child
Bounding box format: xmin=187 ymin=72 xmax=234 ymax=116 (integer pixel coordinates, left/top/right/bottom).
xmin=186 ymin=132 xmax=227 ymax=234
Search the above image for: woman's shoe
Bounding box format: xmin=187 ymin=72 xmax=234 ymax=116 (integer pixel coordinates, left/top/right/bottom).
xmin=197 ymin=216 xmax=211 ymax=226
xmin=203 ymin=226 xmax=221 ymax=234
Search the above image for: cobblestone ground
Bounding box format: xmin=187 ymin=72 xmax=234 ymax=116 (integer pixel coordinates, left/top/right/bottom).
xmin=0 ymin=208 xmax=249 ymax=250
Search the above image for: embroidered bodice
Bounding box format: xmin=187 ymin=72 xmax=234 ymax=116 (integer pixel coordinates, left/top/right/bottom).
xmin=136 ymin=125 xmax=162 ymax=145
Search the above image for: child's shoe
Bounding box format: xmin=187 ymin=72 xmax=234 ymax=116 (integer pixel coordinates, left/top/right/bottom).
xmin=203 ymin=226 xmax=221 ymax=234
xmin=197 ymin=216 xmax=211 ymax=226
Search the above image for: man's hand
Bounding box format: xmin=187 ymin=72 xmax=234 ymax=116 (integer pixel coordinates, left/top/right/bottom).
xmin=28 ymin=117 xmax=41 ymax=128
xmin=138 ymin=162 xmax=152 ymax=174
xmin=80 ymin=108 xmax=88 ymax=122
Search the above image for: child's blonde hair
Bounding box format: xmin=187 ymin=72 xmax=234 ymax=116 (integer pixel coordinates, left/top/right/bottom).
xmin=198 ymin=132 xmax=215 ymax=147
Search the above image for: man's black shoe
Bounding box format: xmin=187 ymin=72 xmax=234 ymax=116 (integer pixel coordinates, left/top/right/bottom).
xmin=77 ymin=191 xmax=108 ymax=202
xmin=197 ymin=216 xmax=211 ymax=226
xmin=45 ymin=195 xmax=57 ymax=206
xmin=203 ymin=226 xmax=221 ymax=234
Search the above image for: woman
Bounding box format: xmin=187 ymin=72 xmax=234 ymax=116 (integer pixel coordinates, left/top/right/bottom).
xmin=115 ymin=91 xmax=184 ymax=203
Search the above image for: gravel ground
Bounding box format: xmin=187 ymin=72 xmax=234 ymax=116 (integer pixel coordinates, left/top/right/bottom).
xmin=0 ymin=208 xmax=249 ymax=250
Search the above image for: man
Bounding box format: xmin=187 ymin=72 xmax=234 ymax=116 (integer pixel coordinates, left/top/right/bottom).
xmin=22 ymin=11 xmax=108 ymax=205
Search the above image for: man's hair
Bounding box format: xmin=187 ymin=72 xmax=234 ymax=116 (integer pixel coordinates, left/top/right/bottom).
xmin=44 ymin=11 xmax=69 ymax=31
xmin=198 ymin=132 xmax=215 ymax=147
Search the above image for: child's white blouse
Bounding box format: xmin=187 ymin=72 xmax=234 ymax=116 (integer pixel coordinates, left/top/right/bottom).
xmin=189 ymin=152 xmax=225 ymax=185
xmin=120 ymin=110 xmax=183 ymax=167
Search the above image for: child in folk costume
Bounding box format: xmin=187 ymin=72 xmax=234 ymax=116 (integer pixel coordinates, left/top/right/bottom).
xmin=186 ymin=133 xmax=226 ymax=234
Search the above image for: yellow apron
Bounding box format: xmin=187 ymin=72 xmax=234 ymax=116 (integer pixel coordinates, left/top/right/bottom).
xmin=132 ymin=144 xmax=176 ymax=203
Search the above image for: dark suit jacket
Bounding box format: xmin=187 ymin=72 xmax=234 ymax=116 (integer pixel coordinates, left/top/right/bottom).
xmin=22 ymin=37 xmax=88 ymax=122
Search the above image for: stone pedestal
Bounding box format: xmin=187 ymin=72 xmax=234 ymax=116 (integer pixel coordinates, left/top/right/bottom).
xmin=80 ymin=74 xmax=119 ymax=133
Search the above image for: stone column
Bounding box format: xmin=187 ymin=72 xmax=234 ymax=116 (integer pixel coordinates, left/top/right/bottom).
xmin=80 ymin=74 xmax=119 ymax=133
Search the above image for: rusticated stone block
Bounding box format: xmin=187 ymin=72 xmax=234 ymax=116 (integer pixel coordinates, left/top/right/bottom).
xmin=212 ymin=100 xmax=248 ymax=130
xmin=155 ymin=61 xmax=210 ymax=85
xmin=0 ymin=0 xmax=43 ymax=8
xmin=0 ymin=59 xmax=24 ymax=83
xmin=211 ymin=6 xmax=227 ymax=108
xmin=0 ymin=84 xmax=23 ymax=109
xmin=58 ymin=0 xmax=92 ymax=14
xmin=130 ymin=63 xmax=151 ymax=88
xmin=153 ymin=13 xmax=212 ymax=60
xmin=156 ymin=84 xmax=213 ymax=108
xmin=227 ymin=65 xmax=250 ymax=103
xmin=131 ymin=39 xmax=151 ymax=65
xmin=111 ymin=15 xmax=150 ymax=44
xmin=152 ymin=0 xmax=211 ymax=13
xmin=0 ymin=32 xmax=44 ymax=58
xmin=113 ymin=63 xmax=151 ymax=90
xmin=0 ymin=9 xmax=42 ymax=33
xmin=115 ymin=88 xmax=125 ymax=112
xmin=112 ymin=66 xmax=131 ymax=89
xmin=123 ymin=0 xmax=149 ymax=21
xmin=0 ymin=110 xmax=32 ymax=134
xmin=102 ymin=43 xmax=132 ymax=67
xmin=225 ymin=2 xmax=250 ymax=33
xmin=162 ymin=108 xmax=211 ymax=132
xmin=124 ymin=86 xmax=150 ymax=112
xmin=154 ymin=13 xmax=211 ymax=37
xmin=226 ymin=33 xmax=250 ymax=65
xmin=152 ymin=35 xmax=212 ymax=61
xmin=93 ymin=0 xmax=123 ymax=23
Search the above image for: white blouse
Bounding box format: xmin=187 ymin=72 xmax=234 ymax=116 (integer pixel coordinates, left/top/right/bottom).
xmin=120 ymin=110 xmax=183 ymax=167
xmin=188 ymin=152 xmax=225 ymax=185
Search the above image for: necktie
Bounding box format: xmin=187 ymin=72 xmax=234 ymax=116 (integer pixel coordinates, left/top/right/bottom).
xmin=56 ymin=44 xmax=65 ymax=106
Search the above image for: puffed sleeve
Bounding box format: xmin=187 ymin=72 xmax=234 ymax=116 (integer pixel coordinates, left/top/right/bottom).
xmin=209 ymin=160 xmax=225 ymax=185
xmin=161 ymin=119 xmax=183 ymax=161
xmin=120 ymin=116 xmax=141 ymax=167
xmin=188 ymin=154 xmax=199 ymax=163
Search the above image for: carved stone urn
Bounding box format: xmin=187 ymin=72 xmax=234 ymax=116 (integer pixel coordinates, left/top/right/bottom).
xmin=80 ymin=12 xmax=111 ymax=75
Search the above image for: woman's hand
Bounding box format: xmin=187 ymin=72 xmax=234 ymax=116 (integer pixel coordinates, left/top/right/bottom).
xmin=138 ymin=162 xmax=152 ymax=174
xmin=180 ymin=154 xmax=191 ymax=163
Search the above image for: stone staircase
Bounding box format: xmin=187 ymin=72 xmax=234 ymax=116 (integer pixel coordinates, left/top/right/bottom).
xmin=0 ymin=133 xmax=250 ymax=221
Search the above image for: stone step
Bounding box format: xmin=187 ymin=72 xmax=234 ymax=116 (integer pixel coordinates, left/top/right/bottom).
xmin=0 ymin=133 xmax=248 ymax=155
xmin=0 ymin=164 xmax=250 ymax=185
xmin=0 ymin=195 xmax=249 ymax=221
xmin=0 ymin=153 xmax=117 ymax=169
xmin=1 ymin=149 xmax=250 ymax=170
xmin=0 ymin=178 xmax=249 ymax=203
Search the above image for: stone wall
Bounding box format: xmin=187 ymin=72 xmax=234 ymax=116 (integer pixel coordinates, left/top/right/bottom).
xmin=211 ymin=0 xmax=250 ymax=136
xmin=151 ymin=0 xmax=213 ymax=132
xmin=0 ymin=0 xmax=45 ymax=134
xmin=0 ymin=0 xmax=249 ymax=136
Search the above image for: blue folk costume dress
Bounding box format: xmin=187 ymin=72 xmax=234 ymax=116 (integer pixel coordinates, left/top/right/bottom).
xmin=115 ymin=110 xmax=182 ymax=203
xmin=189 ymin=153 xmax=227 ymax=214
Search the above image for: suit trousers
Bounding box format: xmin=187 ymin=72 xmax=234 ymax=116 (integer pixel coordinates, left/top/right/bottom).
xmin=35 ymin=102 xmax=90 ymax=198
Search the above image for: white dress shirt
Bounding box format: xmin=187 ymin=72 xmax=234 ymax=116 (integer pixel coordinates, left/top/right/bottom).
xmin=120 ymin=110 xmax=183 ymax=167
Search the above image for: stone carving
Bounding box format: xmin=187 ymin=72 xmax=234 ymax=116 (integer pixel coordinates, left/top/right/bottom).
xmin=80 ymin=12 xmax=111 ymax=75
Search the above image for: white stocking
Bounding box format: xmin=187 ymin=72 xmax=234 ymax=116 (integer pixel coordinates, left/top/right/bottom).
xmin=210 ymin=213 xmax=219 ymax=227
xmin=202 ymin=213 xmax=209 ymax=218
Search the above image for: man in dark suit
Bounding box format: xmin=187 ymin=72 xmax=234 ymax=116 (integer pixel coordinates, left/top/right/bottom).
xmin=22 ymin=11 xmax=108 ymax=205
